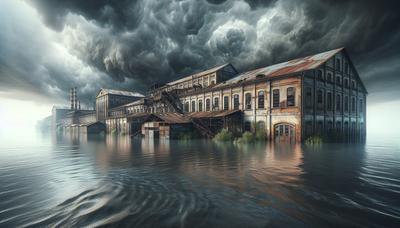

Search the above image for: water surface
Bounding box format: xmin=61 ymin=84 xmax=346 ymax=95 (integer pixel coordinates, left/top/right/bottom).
xmin=0 ymin=132 xmax=399 ymax=227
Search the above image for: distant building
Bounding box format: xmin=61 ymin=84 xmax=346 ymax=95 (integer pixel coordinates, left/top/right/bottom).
xmin=95 ymin=88 xmax=145 ymax=122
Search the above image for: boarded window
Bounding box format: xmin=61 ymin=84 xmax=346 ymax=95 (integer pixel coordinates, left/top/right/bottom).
xmin=233 ymin=94 xmax=240 ymax=110
xmin=258 ymin=91 xmax=265 ymax=109
xmin=223 ymin=96 xmax=229 ymax=110
xmin=287 ymin=87 xmax=295 ymax=107
xmin=245 ymin=93 xmax=252 ymax=110
xmin=272 ymin=89 xmax=279 ymax=108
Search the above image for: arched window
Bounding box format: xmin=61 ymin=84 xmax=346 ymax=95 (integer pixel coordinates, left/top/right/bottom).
xmin=191 ymin=100 xmax=196 ymax=112
xmin=344 ymin=96 xmax=349 ymax=112
xmin=317 ymin=70 xmax=323 ymax=81
xmin=327 ymin=92 xmax=332 ymax=111
xmin=233 ymin=94 xmax=239 ymax=110
xmin=336 ymin=94 xmax=341 ymax=112
xmin=223 ymin=96 xmax=229 ymax=110
xmin=245 ymin=93 xmax=252 ymax=110
xmin=317 ymin=90 xmax=323 ymax=110
xmin=205 ymin=98 xmax=211 ymax=111
xmin=184 ymin=102 xmax=189 ymax=112
xmin=257 ymin=121 xmax=265 ymax=132
xmin=287 ymin=87 xmax=295 ymax=107
xmin=198 ymin=100 xmax=203 ymax=112
xmin=336 ymin=59 xmax=341 ymax=71
xmin=272 ymin=89 xmax=279 ymax=108
xmin=258 ymin=91 xmax=265 ymax=109
xmin=327 ymin=72 xmax=333 ymax=82
xmin=351 ymin=97 xmax=356 ymax=113
xmin=213 ymin=97 xmax=219 ymax=111
xmin=336 ymin=76 xmax=342 ymax=85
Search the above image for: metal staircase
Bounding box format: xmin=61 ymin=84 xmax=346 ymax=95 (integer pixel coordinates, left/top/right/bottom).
xmin=160 ymin=91 xmax=183 ymax=114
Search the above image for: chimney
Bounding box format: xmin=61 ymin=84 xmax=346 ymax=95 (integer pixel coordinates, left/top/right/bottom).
xmin=70 ymin=88 xmax=74 ymax=110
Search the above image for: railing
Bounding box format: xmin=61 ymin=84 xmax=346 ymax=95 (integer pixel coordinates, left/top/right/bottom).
xmin=191 ymin=118 xmax=215 ymax=138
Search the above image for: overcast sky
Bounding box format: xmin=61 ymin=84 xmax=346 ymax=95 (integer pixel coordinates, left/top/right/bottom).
xmin=0 ymin=0 xmax=399 ymax=108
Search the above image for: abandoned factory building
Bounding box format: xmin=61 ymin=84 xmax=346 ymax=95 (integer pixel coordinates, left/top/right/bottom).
xmin=54 ymin=47 xmax=367 ymax=142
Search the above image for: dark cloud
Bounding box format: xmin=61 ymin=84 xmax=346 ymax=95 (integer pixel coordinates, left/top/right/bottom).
xmin=1 ymin=0 xmax=400 ymax=105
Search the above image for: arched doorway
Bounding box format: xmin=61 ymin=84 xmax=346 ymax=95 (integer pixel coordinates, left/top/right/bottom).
xmin=274 ymin=123 xmax=295 ymax=143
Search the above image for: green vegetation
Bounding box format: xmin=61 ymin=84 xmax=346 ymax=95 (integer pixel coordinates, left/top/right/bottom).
xmin=305 ymin=135 xmax=323 ymax=145
xmin=235 ymin=131 xmax=255 ymax=144
xmin=255 ymin=129 xmax=267 ymax=141
xmin=213 ymin=128 xmax=234 ymax=142
xmin=110 ymin=128 xmax=117 ymax=135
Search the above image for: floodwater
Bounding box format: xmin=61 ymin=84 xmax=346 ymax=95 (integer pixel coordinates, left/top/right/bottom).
xmin=0 ymin=132 xmax=399 ymax=228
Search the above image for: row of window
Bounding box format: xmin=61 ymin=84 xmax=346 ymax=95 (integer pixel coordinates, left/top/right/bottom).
xmin=183 ymin=87 xmax=297 ymax=112
xmin=316 ymin=70 xmax=358 ymax=89
xmin=305 ymin=88 xmax=364 ymax=113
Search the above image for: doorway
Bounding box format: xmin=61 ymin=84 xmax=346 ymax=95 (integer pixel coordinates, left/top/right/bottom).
xmin=274 ymin=124 xmax=295 ymax=143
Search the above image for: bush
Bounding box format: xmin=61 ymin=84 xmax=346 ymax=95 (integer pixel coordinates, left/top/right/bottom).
xmin=213 ymin=128 xmax=234 ymax=142
xmin=305 ymin=136 xmax=323 ymax=145
xmin=235 ymin=131 xmax=255 ymax=144
xmin=110 ymin=128 xmax=117 ymax=135
xmin=255 ymin=130 xmax=266 ymax=141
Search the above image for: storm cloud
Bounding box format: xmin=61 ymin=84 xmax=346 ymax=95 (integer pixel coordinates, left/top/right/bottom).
xmin=1 ymin=0 xmax=400 ymax=106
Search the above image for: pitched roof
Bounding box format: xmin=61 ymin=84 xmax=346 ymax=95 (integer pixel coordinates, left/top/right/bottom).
xmin=166 ymin=63 xmax=233 ymax=86
xmin=218 ymin=47 xmax=343 ymax=86
xmin=97 ymin=88 xmax=145 ymax=97
xmin=188 ymin=110 xmax=241 ymax=118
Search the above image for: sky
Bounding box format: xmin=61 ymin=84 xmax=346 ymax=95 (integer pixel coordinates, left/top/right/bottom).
xmin=0 ymin=0 xmax=399 ymax=135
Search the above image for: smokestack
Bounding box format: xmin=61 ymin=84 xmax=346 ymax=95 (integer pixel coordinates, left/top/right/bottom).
xmin=78 ymin=100 xmax=81 ymax=110
xmin=70 ymin=88 xmax=74 ymax=110
xmin=73 ymin=87 xmax=77 ymax=110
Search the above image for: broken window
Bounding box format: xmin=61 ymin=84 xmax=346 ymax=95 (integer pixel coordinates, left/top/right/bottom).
xmin=287 ymin=87 xmax=295 ymax=107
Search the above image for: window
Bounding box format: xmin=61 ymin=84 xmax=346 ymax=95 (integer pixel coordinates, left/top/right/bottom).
xmin=352 ymin=97 xmax=356 ymax=113
xmin=359 ymin=99 xmax=363 ymax=113
xmin=327 ymin=92 xmax=332 ymax=111
xmin=317 ymin=70 xmax=323 ymax=81
xmin=336 ymin=59 xmax=341 ymax=71
xmin=258 ymin=91 xmax=265 ymax=109
xmin=213 ymin=97 xmax=219 ymax=111
xmin=257 ymin=121 xmax=265 ymax=132
xmin=345 ymin=63 xmax=349 ymax=74
xmin=191 ymin=100 xmax=196 ymax=112
xmin=317 ymin=121 xmax=323 ymax=134
xmin=198 ymin=100 xmax=203 ymax=112
xmin=344 ymin=96 xmax=349 ymax=112
xmin=336 ymin=121 xmax=341 ymax=133
xmin=245 ymin=93 xmax=252 ymax=110
xmin=344 ymin=78 xmax=349 ymax=88
xmin=184 ymin=102 xmax=189 ymax=112
xmin=287 ymin=87 xmax=295 ymax=107
xmin=336 ymin=94 xmax=341 ymax=112
xmin=327 ymin=72 xmax=333 ymax=82
xmin=272 ymin=89 xmax=279 ymax=108
xmin=317 ymin=90 xmax=323 ymax=105
xmin=351 ymin=80 xmax=356 ymax=89
xmin=336 ymin=76 xmax=342 ymax=85
xmin=233 ymin=94 xmax=240 ymax=110
xmin=223 ymin=96 xmax=229 ymax=110
xmin=244 ymin=121 xmax=251 ymax=132
xmin=305 ymin=88 xmax=312 ymax=108
xmin=206 ymin=98 xmax=211 ymax=111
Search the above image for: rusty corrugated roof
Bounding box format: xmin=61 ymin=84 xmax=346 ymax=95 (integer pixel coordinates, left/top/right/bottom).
xmin=217 ymin=48 xmax=343 ymax=87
